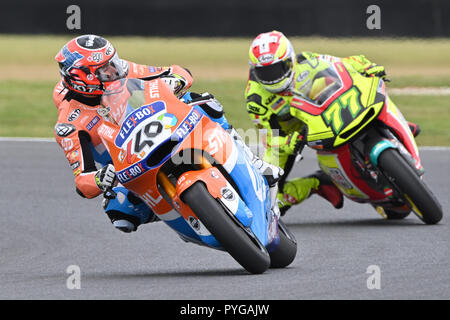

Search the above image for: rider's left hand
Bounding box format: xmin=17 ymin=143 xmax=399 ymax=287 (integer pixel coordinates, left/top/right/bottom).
xmin=363 ymin=64 xmax=388 ymax=80
xmin=160 ymin=76 xmax=186 ymax=95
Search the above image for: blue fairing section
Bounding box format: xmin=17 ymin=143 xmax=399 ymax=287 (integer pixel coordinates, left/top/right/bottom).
xmin=164 ymin=217 xmax=221 ymax=248
xmin=266 ymin=231 xmax=281 ymax=253
xmin=235 ymin=196 xmax=253 ymax=227
xmin=164 ymin=217 xmax=202 ymax=241
xmin=199 ymin=234 xmax=221 ymax=248
xmin=228 ymin=143 xmax=271 ymax=247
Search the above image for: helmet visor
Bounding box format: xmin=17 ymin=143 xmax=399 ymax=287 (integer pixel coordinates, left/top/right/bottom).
xmin=254 ymin=59 xmax=293 ymax=85
xmin=95 ymin=53 xmax=127 ymax=82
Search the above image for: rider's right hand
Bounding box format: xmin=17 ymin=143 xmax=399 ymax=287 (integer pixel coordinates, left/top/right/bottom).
xmin=95 ymin=164 xmax=116 ymax=191
xmin=285 ymin=131 xmax=302 ymax=154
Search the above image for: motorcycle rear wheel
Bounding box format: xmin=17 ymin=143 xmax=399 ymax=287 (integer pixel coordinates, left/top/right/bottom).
xmin=182 ymin=182 xmax=271 ymax=274
xmin=269 ymin=219 xmax=297 ymax=268
xmin=378 ymin=149 xmax=442 ymax=225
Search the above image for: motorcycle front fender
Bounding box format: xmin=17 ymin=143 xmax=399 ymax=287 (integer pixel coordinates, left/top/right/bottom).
xmin=176 ymin=167 xmax=253 ymax=228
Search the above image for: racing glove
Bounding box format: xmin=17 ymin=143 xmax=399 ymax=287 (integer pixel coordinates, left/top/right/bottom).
xmin=95 ymin=164 xmax=116 ymax=191
xmin=363 ymin=64 xmax=387 ymax=80
xmin=346 ymin=55 xmax=388 ymax=80
xmin=270 ymin=131 xmax=302 ymax=157
xmin=160 ymin=75 xmax=187 ymax=96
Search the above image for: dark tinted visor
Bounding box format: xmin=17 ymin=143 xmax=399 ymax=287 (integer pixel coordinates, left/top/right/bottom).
xmin=254 ymin=59 xmax=293 ymax=84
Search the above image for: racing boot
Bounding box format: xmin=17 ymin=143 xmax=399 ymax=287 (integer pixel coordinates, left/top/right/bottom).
xmin=103 ymin=186 xmax=160 ymax=233
xmin=308 ymin=170 xmax=344 ymax=209
xmin=277 ymin=171 xmax=343 ymax=216
xmin=407 ymin=122 xmax=421 ymax=137
xmin=277 ymin=176 xmax=320 ymax=216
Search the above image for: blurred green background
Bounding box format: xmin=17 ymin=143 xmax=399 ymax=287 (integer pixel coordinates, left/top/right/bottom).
xmin=0 ymin=35 xmax=449 ymax=145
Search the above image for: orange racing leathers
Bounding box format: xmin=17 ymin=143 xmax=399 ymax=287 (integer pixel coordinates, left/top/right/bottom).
xmin=53 ymin=61 xmax=193 ymax=199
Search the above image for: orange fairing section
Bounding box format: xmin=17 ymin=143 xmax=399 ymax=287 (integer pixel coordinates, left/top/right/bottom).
xmin=171 ymin=167 xmax=228 ymax=220
xmin=98 ymin=79 xmax=234 ymax=221
xmin=177 ymin=167 xmax=226 ymax=199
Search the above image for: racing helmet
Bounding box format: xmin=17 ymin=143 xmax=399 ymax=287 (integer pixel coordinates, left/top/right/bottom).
xmin=55 ymin=35 xmax=128 ymax=96
xmin=249 ymin=31 xmax=296 ymax=93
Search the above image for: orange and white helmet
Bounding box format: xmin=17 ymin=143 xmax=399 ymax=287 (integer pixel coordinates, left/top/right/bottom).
xmin=55 ymin=35 xmax=128 ymax=96
xmin=249 ymin=31 xmax=296 ymax=93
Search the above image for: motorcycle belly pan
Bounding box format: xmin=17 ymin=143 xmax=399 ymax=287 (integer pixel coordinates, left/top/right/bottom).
xmin=317 ymin=152 xmax=370 ymax=200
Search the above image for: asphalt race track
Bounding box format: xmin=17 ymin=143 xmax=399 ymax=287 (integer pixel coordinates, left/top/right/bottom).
xmin=0 ymin=140 xmax=449 ymax=300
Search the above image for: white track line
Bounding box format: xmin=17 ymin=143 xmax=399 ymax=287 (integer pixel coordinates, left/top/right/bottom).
xmin=388 ymin=87 xmax=450 ymax=96
xmin=0 ymin=137 xmax=54 ymax=142
xmin=0 ymin=138 xmax=449 ymax=151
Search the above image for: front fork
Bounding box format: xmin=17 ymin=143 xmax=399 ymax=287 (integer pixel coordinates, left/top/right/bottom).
xmin=349 ymin=126 xmax=422 ymax=216
xmin=361 ymin=126 xmax=423 ymax=177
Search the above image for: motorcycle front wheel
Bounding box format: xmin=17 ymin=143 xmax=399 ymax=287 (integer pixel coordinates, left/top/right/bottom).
xmin=378 ymin=148 xmax=443 ymax=225
xmin=182 ymin=182 xmax=271 ymax=274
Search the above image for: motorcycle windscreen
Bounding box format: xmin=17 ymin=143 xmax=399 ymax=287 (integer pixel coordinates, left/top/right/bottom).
xmin=301 ymin=67 xmax=342 ymax=105
xmin=101 ymin=78 xmax=147 ymax=125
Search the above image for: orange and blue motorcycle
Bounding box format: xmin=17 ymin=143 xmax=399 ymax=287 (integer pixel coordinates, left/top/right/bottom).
xmin=98 ymin=78 xmax=297 ymax=274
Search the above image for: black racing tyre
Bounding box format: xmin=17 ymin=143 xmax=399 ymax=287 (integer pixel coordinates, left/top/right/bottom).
xmin=378 ymin=149 xmax=443 ymax=225
xmin=182 ymin=182 xmax=270 ymax=274
xmin=269 ymin=219 xmax=297 ymax=268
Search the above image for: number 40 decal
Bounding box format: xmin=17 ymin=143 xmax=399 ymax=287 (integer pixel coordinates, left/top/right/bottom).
xmin=322 ymin=87 xmax=364 ymax=134
xmin=134 ymin=121 xmax=163 ymax=153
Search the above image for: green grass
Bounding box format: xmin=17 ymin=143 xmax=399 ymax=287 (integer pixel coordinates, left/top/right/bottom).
xmin=389 ymin=94 xmax=450 ymax=146
xmin=0 ymin=35 xmax=449 ymax=145
xmin=0 ymin=80 xmax=56 ymax=137
xmin=192 ymin=79 xmax=250 ymax=129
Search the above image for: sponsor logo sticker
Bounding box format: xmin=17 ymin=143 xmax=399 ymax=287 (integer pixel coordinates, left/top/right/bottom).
xmin=70 ymin=161 xmax=80 ymax=170
xmin=220 ymin=187 xmax=235 ymax=201
xmin=55 ymin=123 xmax=76 ymax=137
xmin=173 ymin=109 xmax=202 ymax=141
xmin=188 ymin=216 xmax=200 ymax=231
xmin=68 ymin=150 xmax=79 ymax=161
xmin=68 ymin=109 xmax=81 ymax=122
xmin=60 ymin=138 xmax=74 ymax=151
xmin=116 ymin=161 xmax=147 ymax=183
xmin=258 ymin=53 xmax=274 ymax=64
xmin=86 ymin=116 xmax=100 ymax=131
